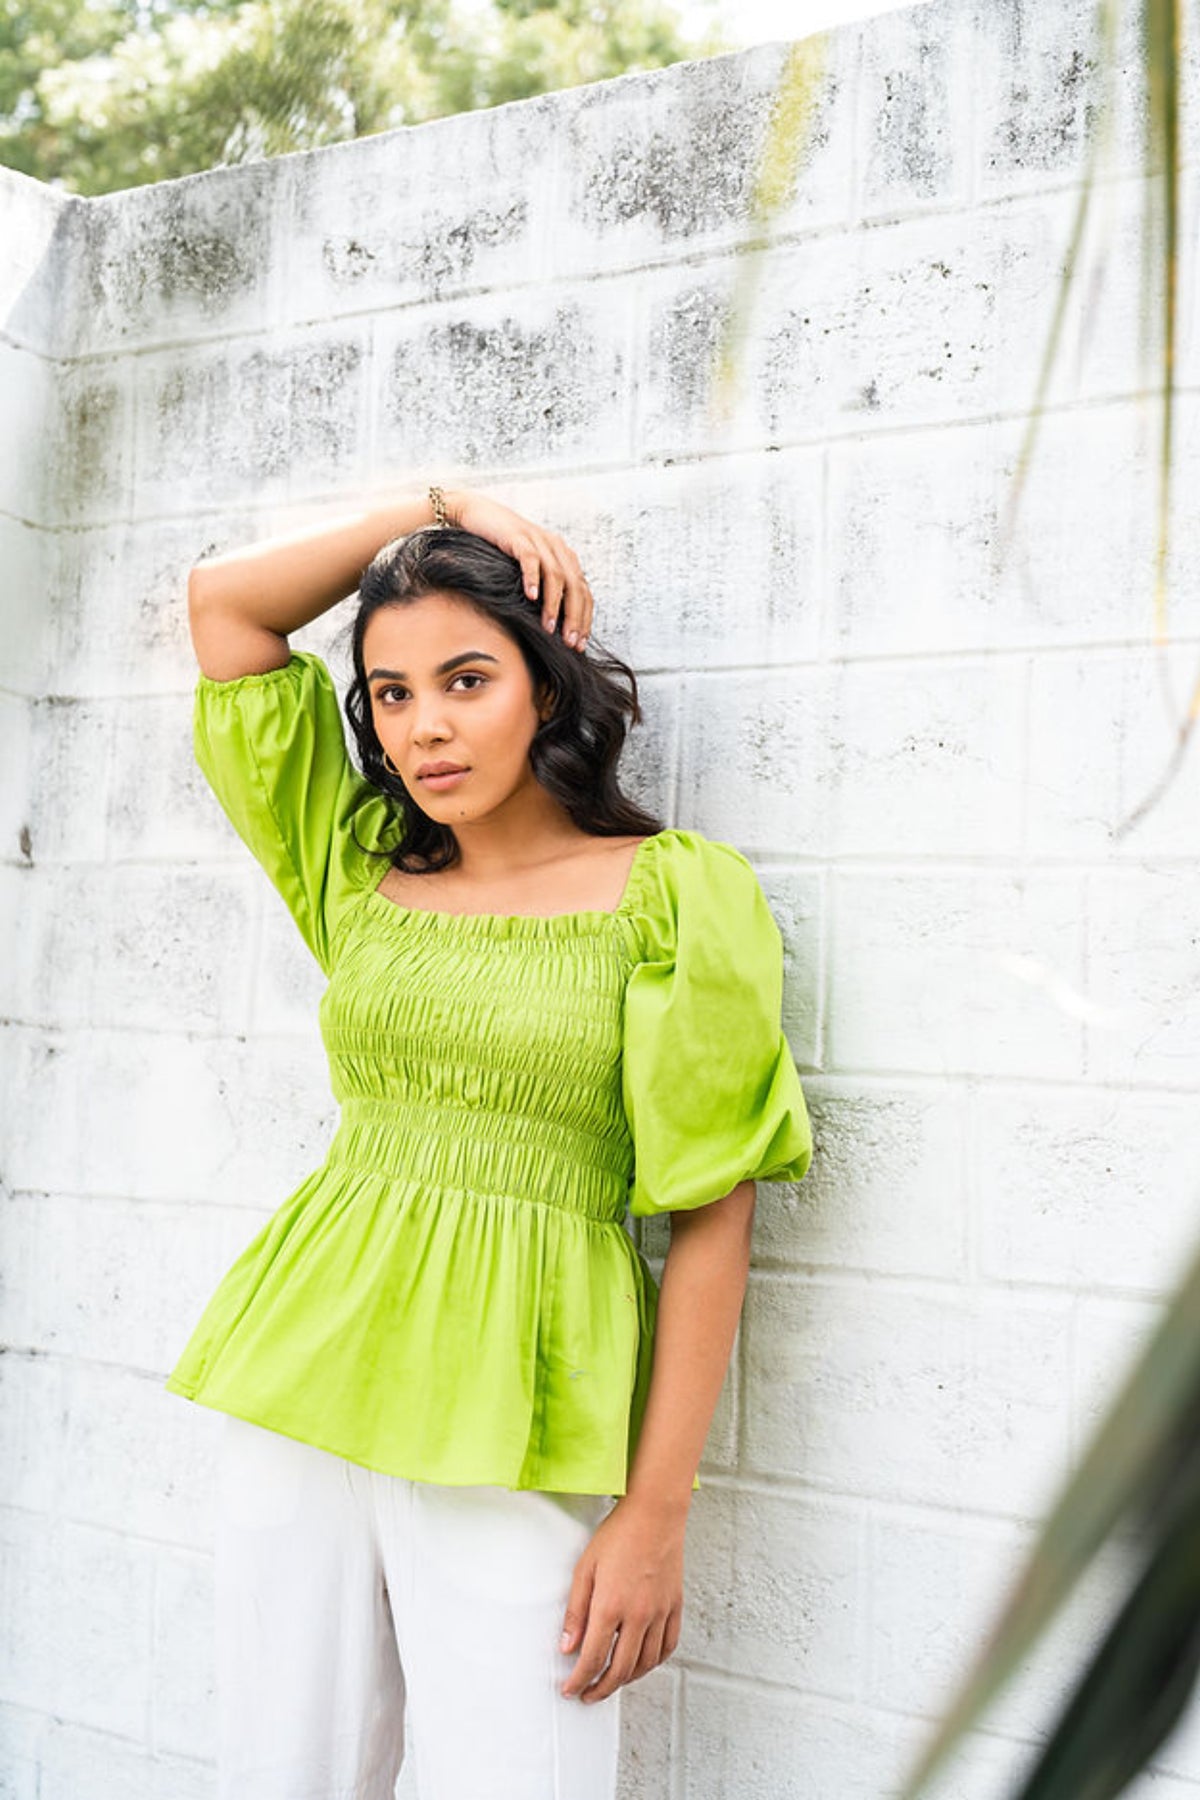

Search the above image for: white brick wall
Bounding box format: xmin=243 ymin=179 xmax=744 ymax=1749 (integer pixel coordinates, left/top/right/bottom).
xmin=3 ymin=0 xmax=1200 ymax=1793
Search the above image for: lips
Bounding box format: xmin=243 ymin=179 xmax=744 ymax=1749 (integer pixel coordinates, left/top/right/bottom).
xmin=418 ymin=765 xmax=470 ymax=790
xmin=418 ymin=762 xmax=468 ymax=778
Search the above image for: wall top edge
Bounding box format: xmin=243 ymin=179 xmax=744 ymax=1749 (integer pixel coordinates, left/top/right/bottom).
xmin=7 ymin=30 xmax=834 ymax=209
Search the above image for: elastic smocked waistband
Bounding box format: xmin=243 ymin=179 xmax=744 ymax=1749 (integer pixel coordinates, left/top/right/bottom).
xmin=326 ymin=1095 xmax=632 ymax=1224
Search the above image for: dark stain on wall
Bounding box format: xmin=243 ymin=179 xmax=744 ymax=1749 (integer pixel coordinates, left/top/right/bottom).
xmin=871 ymin=46 xmax=949 ymax=196
xmin=574 ymin=57 xmax=838 ymax=241
xmin=986 ymin=0 xmax=1101 ymax=176
xmin=319 ymin=199 xmax=528 ymax=299
xmin=414 ymin=200 xmax=530 ymax=293
xmin=292 ymin=338 xmax=366 ymax=472
xmin=582 ymin=112 xmax=757 ymax=238
xmin=82 ymin=177 xmax=270 ymax=334
xmin=48 ymin=370 xmax=125 ymax=519
xmin=385 ymin=304 xmax=616 ymax=463
xmin=144 ymin=333 xmax=364 ymax=495
xmin=649 ymin=286 xmax=729 ymax=427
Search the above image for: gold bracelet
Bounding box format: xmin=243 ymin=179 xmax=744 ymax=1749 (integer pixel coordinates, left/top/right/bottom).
xmin=429 ymin=484 xmax=448 ymax=528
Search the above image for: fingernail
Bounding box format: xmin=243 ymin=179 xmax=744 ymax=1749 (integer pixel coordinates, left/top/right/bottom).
xmin=565 ymin=629 xmax=577 ymax=646
xmin=559 ymin=1630 xmax=571 ymax=1651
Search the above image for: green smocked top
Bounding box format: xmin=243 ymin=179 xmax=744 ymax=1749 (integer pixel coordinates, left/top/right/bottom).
xmin=165 ymin=651 xmax=813 ymax=1496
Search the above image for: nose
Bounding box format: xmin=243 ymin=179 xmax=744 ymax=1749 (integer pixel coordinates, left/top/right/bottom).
xmin=409 ymin=695 xmax=453 ymax=746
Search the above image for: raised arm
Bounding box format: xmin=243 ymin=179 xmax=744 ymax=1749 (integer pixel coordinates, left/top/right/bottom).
xmin=188 ymin=486 xmax=594 ymax=683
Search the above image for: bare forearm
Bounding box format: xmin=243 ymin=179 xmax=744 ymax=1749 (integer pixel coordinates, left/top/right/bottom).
xmin=623 ymin=1181 xmax=756 ymax=1518
xmin=187 ymin=487 xmax=462 ymax=636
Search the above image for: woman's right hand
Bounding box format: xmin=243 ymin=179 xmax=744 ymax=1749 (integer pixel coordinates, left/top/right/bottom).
xmin=446 ymin=490 xmax=593 ymax=651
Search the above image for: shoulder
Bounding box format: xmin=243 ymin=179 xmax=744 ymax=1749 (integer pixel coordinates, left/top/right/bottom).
xmin=637 ymin=827 xmax=759 ymax=888
xmin=627 ymin=828 xmax=770 ymax=954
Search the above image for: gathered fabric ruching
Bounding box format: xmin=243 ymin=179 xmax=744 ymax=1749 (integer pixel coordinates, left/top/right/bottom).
xmin=165 ymin=651 xmax=813 ymax=1497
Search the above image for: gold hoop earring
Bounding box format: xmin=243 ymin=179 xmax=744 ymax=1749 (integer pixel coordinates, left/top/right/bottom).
xmin=382 ymin=749 xmax=401 ymax=777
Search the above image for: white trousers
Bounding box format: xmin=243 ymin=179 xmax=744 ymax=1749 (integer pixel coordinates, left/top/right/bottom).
xmin=215 ymin=1415 xmax=622 ymax=1800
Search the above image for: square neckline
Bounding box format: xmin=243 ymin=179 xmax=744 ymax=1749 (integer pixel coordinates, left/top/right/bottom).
xmin=364 ymin=831 xmax=659 ymax=925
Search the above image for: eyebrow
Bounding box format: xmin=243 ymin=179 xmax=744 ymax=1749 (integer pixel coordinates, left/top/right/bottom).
xmin=367 ymin=652 xmax=501 ymax=682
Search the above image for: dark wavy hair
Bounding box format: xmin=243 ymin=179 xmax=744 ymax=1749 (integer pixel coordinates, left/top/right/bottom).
xmin=340 ymin=526 xmax=664 ymax=875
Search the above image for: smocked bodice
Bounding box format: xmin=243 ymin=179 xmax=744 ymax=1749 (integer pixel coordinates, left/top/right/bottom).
xmin=321 ymin=901 xmax=638 ymax=1225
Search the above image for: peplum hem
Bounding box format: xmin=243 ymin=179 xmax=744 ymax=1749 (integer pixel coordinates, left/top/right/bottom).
xmin=164 ymin=1153 xmax=659 ymax=1497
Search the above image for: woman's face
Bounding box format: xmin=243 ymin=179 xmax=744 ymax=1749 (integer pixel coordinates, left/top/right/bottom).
xmin=362 ymin=593 xmax=550 ymax=825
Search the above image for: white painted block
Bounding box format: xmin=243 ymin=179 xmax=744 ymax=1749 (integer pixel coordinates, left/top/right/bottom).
xmin=682 ymin=1487 xmax=863 ymax=1697
xmin=0 ymin=1510 xmax=153 ymax=1738
xmin=43 ymin=356 xmax=133 ymax=529
xmin=280 ymin=105 xmax=546 ymax=323
xmin=0 ymin=1700 xmax=46 ymax=1800
xmin=683 ymin=1679 xmax=919 ymax=1800
xmin=1027 ymin=644 xmax=1200 ymax=861
xmin=829 ymin=869 xmax=1087 ymax=1079
xmin=742 ymin=1274 xmax=1074 ymax=1515
xmin=1 ymin=1353 xmax=221 ymax=1550
xmin=676 ymin=667 xmax=829 ymax=857
xmin=548 ymin=35 xmax=855 ymax=280
xmin=975 ymin=1085 xmax=1200 ymax=1294
xmin=17 ymin=863 xmax=254 ymax=1034
xmin=81 ymin=161 xmax=288 ymax=354
xmin=21 ymin=691 xmax=114 ymax=866
xmin=855 ymin=0 xmax=975 ymax=221
xmin=0 ymin=342 xmax=54 ymax=525
xmin=615 ymin=1664 xmax=675 ymax=1800
xmin=829 ymin=655 xmax=1026 ymax=857
xmin=829 ymin=398 xmax=1200 ymax=657
xmin=0 ymin=516 xmax=58 ymax=697
xmin=974 ymin=0 xmax=1149 ymax=203
xmin=50 ymin=515 xmax=262 ymax=698
xmin=755 ymin=865 xmax=822 ymax=1068
xmin=756 ymin=1079 xmax=969 ymax=1278
xmin=372 ymin=281 xmax=636 ymax=476
xmin=607 ymin=450 xmax=822 ymax=674
xmin=0 ymin=167 xmax=78 ymax=354
xmin=133 ymin=324 xmax=372 ymax=518
xmin=868 ymin=1512 xmax=1137 ymax=1742
xmin=1085 ymin=866 xmax=1200 ymax=1084
xmin=36 ymin=1719 xmax=213 ymax=1800
xmin=150 ymin=1548 xmax=216 ymax=1762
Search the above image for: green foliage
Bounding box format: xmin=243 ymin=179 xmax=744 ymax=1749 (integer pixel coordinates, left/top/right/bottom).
xmin=0 ymin=0 xmax=726 ymax=195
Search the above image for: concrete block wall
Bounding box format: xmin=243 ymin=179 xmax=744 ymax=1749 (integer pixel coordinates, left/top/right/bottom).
xmin=3 ymin=0 xmax=1200 ymax=1792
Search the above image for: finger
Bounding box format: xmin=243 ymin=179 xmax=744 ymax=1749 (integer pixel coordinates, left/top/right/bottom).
xmin=514 ymin=535 xmax=541 ymax=603
xmin=630 ymin=1617 xmax=669 ymax=1681
xmin=558 ymin=1559 xmax=594 ymax=1659
xmin=561 ymin=1616 xmax=618 ymax=1699
xmin=561 ymin=568 xmax=591 ymax=649
xmin=580 ymin=1624 xmax=648 ymax=1703
xmin=540 ymin=557 xmax=567 ymax=633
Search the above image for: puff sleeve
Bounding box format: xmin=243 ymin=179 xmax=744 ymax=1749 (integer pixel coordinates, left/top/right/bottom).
xmin=193 ymin=650 xmax=401 ymax=975
xmin=622 ymin=830 xmax=813 ymax=1218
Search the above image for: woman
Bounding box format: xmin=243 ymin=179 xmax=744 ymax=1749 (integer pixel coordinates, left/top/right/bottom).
xmin=165 ymin=483 xmax=813 ymax=1800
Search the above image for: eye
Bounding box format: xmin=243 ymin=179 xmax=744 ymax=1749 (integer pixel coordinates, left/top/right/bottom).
xmin=375 ymin=673 xmax=488 ymax=705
